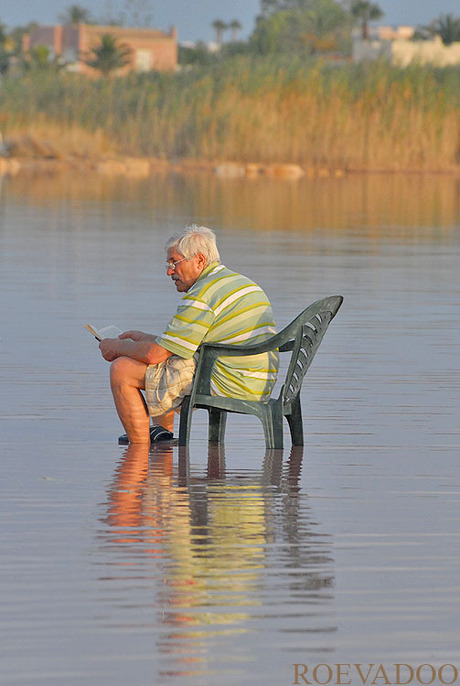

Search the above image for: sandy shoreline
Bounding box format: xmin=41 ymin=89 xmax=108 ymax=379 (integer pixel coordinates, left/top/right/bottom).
xmin=1 ymin=151 xmax=459 ymax=179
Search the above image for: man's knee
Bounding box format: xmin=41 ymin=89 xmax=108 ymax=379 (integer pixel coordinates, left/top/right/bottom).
xmin=110 ymin=357 xmax=146 ymax=389
xmin=110 ymin=357 xmax=129 ymax=384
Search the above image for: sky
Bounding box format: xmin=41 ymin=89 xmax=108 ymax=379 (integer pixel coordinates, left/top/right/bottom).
xmin=1 ymin=1 xmax=459 ymax=42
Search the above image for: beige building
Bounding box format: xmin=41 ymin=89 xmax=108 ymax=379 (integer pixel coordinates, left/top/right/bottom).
xmin=23 ymin=24 xmax=178 ymax=76
xmin=353 ymin=26 xmax=460 ymax=67
xmin=391 ymin=35 xmax=460 ymax=67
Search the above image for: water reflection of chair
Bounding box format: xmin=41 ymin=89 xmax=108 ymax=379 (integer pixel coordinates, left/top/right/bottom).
xmin=178 ymin=444 xmax=291 ymax=487
xmin=100 ymin=443 xmax=335 ymax=676
xmin=179 ymin=295 xmax=343 ymax=450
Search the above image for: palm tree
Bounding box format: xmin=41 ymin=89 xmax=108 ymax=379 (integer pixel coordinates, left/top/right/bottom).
xmin=121 ymin=0 xmax=154 ymax=27
xmin=430 ymin=14 xmax=460 ymax=46
xmin=83 ymin=33 xmax=132 ymax=77
xmin=212 ymin=19 xmax=228 ymax=46
xmin=9 ymin=22 xmax=38 ymax=56
xmin=0 ymin=19 xmax=7 ymax=48
xmin=350 ymin=0 xmax=383 ymax=40
xmin=58 ymin=4 xmax=93 ymax=25
xmin=229 ymin=19 xmax=242 ymax=42
xmin=21 ymin=44 xmax=64 ymax=72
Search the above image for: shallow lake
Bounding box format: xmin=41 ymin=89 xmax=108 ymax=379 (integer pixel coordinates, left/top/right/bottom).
xmin=1 ymin=169 xmax=459 ymax=685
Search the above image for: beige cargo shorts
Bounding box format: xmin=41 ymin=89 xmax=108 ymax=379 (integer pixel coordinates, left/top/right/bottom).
xmin=144 ymin=355 xmax=196 ymax=416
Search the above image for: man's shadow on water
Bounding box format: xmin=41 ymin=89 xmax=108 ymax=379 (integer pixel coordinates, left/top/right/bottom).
xmin=99 ymin=441 xmax=336 ymax=677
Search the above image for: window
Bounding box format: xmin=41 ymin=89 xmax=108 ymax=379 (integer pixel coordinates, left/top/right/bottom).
xmin=136 ymin=49 xmax=152 ymax=72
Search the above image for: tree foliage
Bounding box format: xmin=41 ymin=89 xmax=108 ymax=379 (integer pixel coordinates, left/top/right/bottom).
xmin=178 ymin=42 xmax=218 ymax=67
xmin=0 ymin=19 xmax=8 ymax=75
xmin=349 ymin=1 xmax=383 ymax=40
xmin=251 ymin=0 xmax=351 ymax=55
xmin=229 ymin=19 xmax=243 ymax=41
xmin=58 ymin=4 xmax=94 ymax=25
xmin=212 ymin=19 xmax=228 ymax=45
xmin=21 ymin=45 xmax=64 ymax=72
xmin=83 ymin=33 xmax=132 ymax=76
xmin=415 ymin=14 xmax=460 ymax=46
xmin=260 ymin=0 xmax=311 ymax=16
xmin=430 ymin=14 xmax=460 ymax=46
xmin=0 ymin=18 xmax=7 ymax=48
xmin=120 ymin=0 xmax=154 ymax=27
xmin=9 ymin=23 xmax=39 ymax=55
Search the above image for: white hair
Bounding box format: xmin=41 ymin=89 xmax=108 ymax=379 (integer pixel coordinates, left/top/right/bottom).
xmin=165 ymin=224 xmax=220 ymax=266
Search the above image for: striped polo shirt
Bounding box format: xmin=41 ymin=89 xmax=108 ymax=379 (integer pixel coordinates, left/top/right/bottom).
xmin=156 ymin=262 xmax=279 ymax=401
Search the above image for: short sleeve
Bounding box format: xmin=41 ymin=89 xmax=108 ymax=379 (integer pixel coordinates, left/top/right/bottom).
xmin=156 ymin=297 xmax=216 ymax=359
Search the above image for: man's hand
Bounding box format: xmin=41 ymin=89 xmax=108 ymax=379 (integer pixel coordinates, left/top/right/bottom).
xmin=99 ymin=337 xmax=124 ymax=362
xmin=99 ymin=334 xmax=172 ymax=366
xmin=119 ymin=330 xmax=157 ymax=343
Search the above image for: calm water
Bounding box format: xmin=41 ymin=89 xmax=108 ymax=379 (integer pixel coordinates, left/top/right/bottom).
xmin=1 ymin=170 xmax=459 ymax=685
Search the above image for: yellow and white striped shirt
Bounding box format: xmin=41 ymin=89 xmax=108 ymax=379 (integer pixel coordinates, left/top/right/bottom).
xmin=157 ymin=263 xmax=279 ymax=401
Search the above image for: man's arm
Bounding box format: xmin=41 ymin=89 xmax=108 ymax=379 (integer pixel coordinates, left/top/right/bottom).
xmin=99 ymin=331 xmax=172 ymax=365
xmin=118 ymin=330 xmax=157 ymax=343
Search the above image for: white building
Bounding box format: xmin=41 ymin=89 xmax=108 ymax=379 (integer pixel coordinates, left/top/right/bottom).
xmin=353 ymin=27 xmax=460 ymax=67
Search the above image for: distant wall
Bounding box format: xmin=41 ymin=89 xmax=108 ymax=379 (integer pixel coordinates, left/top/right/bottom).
xmin=25 ymin=24 xmax=177 ymax=75
xmin=353 ymin=39 xmax=391 ymax=62
xmin=79 ymin=25 xmax=177 ymax=76
xmin=23 ymin=26 xmax=64 ymax=59
xmin=353 ymin=35 xmax=460 ymax=67
xmin=392 ymin=36 xmax=460 ymax=67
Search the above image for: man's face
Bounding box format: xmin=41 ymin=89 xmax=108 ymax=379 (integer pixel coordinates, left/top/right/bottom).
xmin=166 ymin=248 xmax=206 ymax=292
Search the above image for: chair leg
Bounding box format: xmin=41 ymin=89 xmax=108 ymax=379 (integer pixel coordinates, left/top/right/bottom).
xmin=178 ymin=395 xmax=192 ymax=446
xmin=208 ymin=407 xmax=227 ymax=443
xmin=260 ymin=403 xmax=283 ymax=450
xmin=286 ymin=395 xmax=304 ymax=446
xmin=178 ymin=446 xmax=190 ymax=484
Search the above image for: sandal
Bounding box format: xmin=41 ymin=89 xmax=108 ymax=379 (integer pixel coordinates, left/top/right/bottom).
xmin=149 ymin=425 xmax=174 ymax=442
xmin=118 ymin=425 xmax=174 ymax=445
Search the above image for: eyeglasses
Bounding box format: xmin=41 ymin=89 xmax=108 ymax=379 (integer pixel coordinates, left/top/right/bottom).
xmin=165 ymin=257 xmax=187 ymax=271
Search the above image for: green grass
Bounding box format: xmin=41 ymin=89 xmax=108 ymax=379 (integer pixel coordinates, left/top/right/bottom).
xmin=1 ymin=56 xmax=459 ymax=170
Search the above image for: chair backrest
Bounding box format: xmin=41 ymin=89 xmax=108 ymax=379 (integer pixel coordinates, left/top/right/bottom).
xmin=278 ymin=296 xmax=343 ymax=407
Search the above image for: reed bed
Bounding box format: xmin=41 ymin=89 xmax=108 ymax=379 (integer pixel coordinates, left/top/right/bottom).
xmin=1 ymin=56 xmax=459 ymax=171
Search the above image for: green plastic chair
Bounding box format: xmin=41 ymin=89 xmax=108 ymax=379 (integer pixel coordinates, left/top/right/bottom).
xmin=178 ymin=295 xmax=343 ymax=449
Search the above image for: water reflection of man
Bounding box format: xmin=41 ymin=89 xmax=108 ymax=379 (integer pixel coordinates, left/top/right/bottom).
xmin=98 ymin=225 xmax=279 ymax=445
xmin=100 ymin=444 xmax=335 ymax=677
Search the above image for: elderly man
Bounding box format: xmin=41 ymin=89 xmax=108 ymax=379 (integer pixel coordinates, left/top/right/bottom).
xmin=99 ymin=225 xmax=279 ymax=444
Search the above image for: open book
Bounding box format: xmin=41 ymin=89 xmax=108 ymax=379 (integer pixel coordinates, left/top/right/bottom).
xmin=85 ymin=324 xmax=123 ymax=342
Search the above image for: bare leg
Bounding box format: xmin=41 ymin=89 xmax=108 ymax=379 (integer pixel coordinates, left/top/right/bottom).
xmin=110 ymin=357 xmax=150 ymax=444
xmin=154 ymin=411 xmax=175 ymax=433
xmin=110 ymin=357 xmax=176 ymax=443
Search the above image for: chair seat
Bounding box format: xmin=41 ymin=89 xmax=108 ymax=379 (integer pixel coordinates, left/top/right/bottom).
xmin=178 ymin=295 xmax=343 ymax=449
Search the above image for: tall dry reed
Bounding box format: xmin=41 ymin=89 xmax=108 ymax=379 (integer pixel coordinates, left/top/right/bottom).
xmin=1 ymin=56 xmax=459 ymax=171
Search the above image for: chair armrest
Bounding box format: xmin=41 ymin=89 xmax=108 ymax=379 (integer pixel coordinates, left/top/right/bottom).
xmin=191 ymin=295 xmax=343 ymax=397
xmin=196 ymin=325 xmax=296 ymax=360
xmin=197 ymin=339 xmax=276 ymax=359
xmin=195 ymin=295 xmax=343 ymax=361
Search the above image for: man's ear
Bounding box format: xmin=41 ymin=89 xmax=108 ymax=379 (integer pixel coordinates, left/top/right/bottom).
xmin=196 ymin=253 xmax=207 ymax=269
